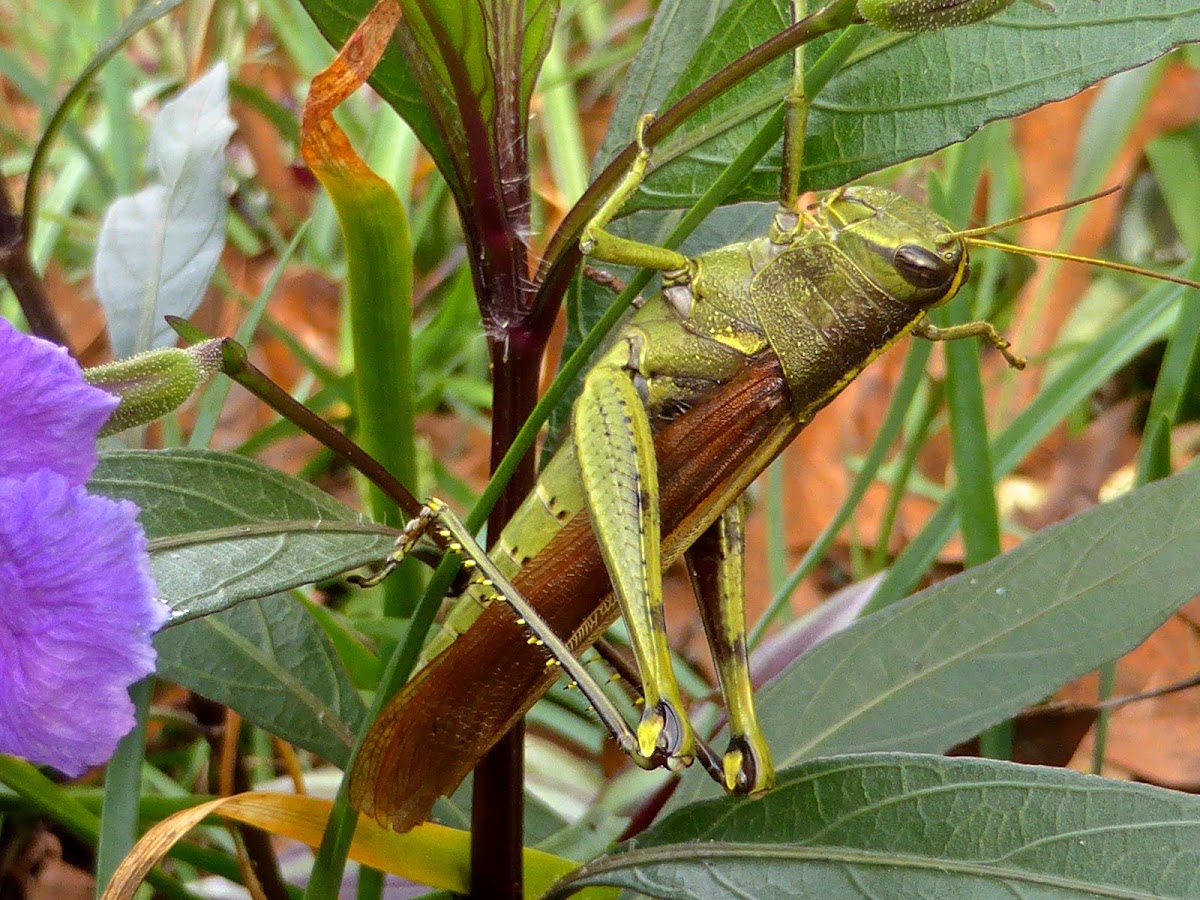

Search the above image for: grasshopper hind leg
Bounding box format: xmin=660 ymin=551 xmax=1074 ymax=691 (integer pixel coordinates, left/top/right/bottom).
xmin=572 ymin=361 xmax=699 ymax=772
xmin=365 ymin=498 xmax=677 ymax=770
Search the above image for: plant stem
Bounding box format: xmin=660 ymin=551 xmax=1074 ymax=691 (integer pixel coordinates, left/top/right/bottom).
xmin=0 ymin=179 xmax=70 ymax=348
xmin=471 ymin=348 xmax=541 ymax=899
xmin=207 ymin=334 xmax=423 ymax=518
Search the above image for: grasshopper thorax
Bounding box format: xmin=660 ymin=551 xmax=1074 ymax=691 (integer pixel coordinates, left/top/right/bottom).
xmin=817 ymin=185 xmax=969 ymax=312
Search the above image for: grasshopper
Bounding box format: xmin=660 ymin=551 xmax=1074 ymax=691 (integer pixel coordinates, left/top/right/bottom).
xmin=348 ymin=112 xmax=1055 ymax=832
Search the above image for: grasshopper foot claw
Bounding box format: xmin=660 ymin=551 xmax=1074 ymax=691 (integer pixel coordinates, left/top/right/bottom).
xmin=636 ymin=701 xmax=695 ymax=771
xmin=722 ymin=736 xmax=775 ymax=795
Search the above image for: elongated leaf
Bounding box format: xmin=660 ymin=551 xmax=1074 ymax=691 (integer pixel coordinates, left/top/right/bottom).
xmin=672 ymin=466 xmax=1200 ymax=809
xmin=293 ymin=0 xmax=449 ymax=188
xmin=602 ymin=0 xmax=1200 ymax=214
xmin=299 ymin=1 xmax=421 ymax=627
xmin=551 ymin=754 xmax=1200 ymax=899
xmin=155 ymin=592 xmax=366 ymax=767
xmin=94 ymin=63 xmax=234 ymax=356
xmin=88 ymin=449 xmax=397 ymax=623
xmin=101 ymin=792 xmax=600 ymax=900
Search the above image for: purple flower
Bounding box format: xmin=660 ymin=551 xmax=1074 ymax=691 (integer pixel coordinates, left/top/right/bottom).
xmin=0 ymin=319 xmax=117 ymax=484
xmin=0 ymin=318 xmax=166 ymax=777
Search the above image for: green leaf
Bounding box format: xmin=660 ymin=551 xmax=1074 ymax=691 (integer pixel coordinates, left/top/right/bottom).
xmin=672 ymin=466 xmax=1200 ymax=809
xmin=155 ymin=592 xmax=365 ymax=767
xmin=602 ymin=0 xmax=1200 ymax=214
xmin=89 ymin=449 xmax=396 ymax=623
xmin=551 ymin=754 xmax=1200 ymax=899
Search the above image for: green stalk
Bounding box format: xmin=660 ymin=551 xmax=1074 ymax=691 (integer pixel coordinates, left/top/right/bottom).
xmin=335 ymin=169 xmax=419 ymax=628
xmin=539 ymin=34 xmax=590 ymax=207
xmin=299 ymin=19 xmax=418 ymax=884
xmin=95 ymin=679 xmax=151 ymax=896
xmin=96 ymin=0 xmax=135 ymax=196
xmin=300 ymin=192 xmax=415 ymax=899
xmin=869 ymin=380 xmax=942 ymax=573
xmin=933 ymin=135 xmax=1011 ymax=759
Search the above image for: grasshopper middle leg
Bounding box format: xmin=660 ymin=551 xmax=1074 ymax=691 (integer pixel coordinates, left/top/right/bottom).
xmin=686 ymin=498 xmax=775 ymax=793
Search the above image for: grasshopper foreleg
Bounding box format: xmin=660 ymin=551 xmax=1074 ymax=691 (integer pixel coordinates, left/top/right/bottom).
xmin=580 ymin=114 xmax=693 ymax=279
xmin=914 ymin=316 xmax=1027 ymax=370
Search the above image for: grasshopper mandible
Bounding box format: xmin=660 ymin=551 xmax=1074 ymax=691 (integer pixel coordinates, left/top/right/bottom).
xmin=348 ymin=112 xmax=1051 ymax=832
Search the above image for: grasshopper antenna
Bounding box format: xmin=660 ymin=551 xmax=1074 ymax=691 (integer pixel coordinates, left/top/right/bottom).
xmin=963 ymin=239 xmax=1200 ymax=291
xmin=946 ymin=185 xmax=1123 ymax=239
xmin=938 ymin=185 xmax=1200 ymax=291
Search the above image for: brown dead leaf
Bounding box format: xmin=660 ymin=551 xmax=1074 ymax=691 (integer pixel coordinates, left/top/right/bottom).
xmin=6 ymin=829 xmax=93 ymax=900
xmin=1063 ymin=616 xmax=1200 ymax=789
xmin=42 ymin=264 xmax=108 ymax=365
xmin=1022 ymin=398 xmax=1143 ymax=529
xmin=950 ymin=705 xmax=1098 ymax=768
xmin=420 ymin=413 xmax=492 ymax=494
xmin=261 ymin=265 xmax=344 ymax=376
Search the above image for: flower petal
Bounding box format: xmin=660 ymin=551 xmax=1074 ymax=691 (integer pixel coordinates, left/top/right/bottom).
xmin=0 ymin=471 xmax=166 ymax=776
xmin=0 ymin=318 xmax=119 ymax=484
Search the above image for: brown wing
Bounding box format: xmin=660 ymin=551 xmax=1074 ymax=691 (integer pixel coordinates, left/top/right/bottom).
xmin=350 ymin=352 xmax=796 ymax=833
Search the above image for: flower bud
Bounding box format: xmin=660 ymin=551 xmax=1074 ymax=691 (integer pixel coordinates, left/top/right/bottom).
xmin=84 ymin=340 xmax=222 ymax=436
xmin=857 ymin=0 xmax=1053 ymax=32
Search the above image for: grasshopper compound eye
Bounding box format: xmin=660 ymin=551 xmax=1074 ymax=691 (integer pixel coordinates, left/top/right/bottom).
xmin=893 ymin=243 xmax=959 ymax=290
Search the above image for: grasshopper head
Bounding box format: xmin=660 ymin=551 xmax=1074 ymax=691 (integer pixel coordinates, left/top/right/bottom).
xmin=820 ymin=186 xmax=969 ymax=311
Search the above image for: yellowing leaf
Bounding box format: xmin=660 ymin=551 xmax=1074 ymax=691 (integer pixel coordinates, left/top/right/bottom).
xmin=101 ymin=791 xmax=609 ymax=899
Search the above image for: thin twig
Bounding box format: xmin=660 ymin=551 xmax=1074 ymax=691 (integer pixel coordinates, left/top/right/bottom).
xmin=1032 ymin=671 xmax=1200 ymax=715
xmin=177 ymin=325 xmax=423 ymax=519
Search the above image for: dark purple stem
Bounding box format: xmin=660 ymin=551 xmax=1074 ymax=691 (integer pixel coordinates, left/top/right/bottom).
xmin=0 ymin=179 xmax=71 ymax=350
xmin=471 ymin=345 xmax=541 ymax=899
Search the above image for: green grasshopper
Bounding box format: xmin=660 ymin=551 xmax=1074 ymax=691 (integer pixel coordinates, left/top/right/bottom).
xmin=348 ymin=0 xmax=1200 ymax=836
xmin=347 ymin=114 xmax=1061 ymax=832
